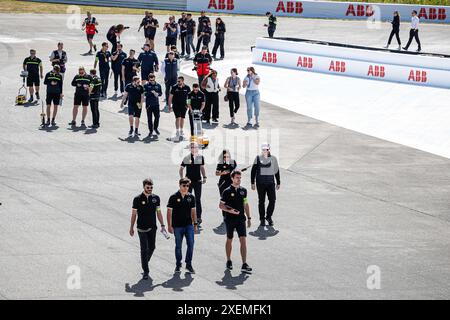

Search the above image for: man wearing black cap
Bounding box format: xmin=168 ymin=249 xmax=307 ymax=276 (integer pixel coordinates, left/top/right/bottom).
xmin=264 ymin=12 xmax=277 ymax=38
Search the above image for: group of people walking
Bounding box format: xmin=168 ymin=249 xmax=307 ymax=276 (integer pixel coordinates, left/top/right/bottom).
xmin=129 ymin=142 xmax=281 ymax=279
xmin=384 ymin=10 xmax=422 ymax=52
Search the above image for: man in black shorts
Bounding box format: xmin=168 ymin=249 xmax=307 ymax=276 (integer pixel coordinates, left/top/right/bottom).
xmin=130 ymin=178 xmax=166 ymax=280
xmin=121 ymin=76 xmax=144 ymax=138
xmin=43 ymin=65 xmax=63 ymax=126
xmin=219 ymin=170 xmax=253 ymax=274
xmin=187 ymin=83 xmax=205 ymax=136
xmin=23 ymin=49 xmax=43 ymax=103
xmin=69 ymin=67 xmax=92 ymax=127
xmin=163 ymin=16 xmax=178 ymax=53
xmin=168 ymin=76 xmax=190 ymax=142
xmin=138 ymin=11 xmax=159 ymax=50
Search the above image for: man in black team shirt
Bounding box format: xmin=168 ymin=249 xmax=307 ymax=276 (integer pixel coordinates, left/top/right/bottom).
xmin=167 ymin=177 xmax=198 ymax=274
xmin=93 ymin=42 xmax=111 ymax=98
xmin=178 ymin=13 xmax=187 ymax=57
xmin=69 ymin=67 xmax=92 ymax=127
xmin=111 ymin=43 xmax=127 ymax=95
xmin=179 ymin=142 xmax=207 ymax=225
xmin=130 ymin=178 xmax=166 ymax=280
xmin=121 ymin=76 xmax=144 ymax=138
xmin=219 ymin=170 xmax=253 ymax=273
xmin=23 ymin=49 xmax=44 ymax=103
xmin=187 ymin=83 xmax=205 ymax=136
xmin=89 ymin=69 xmax=102 ymax=128
xmin=196 ymin=11 xmax=210 ymax=53
xmin=185 ymin=13 xmax=196 ymax=58
xmin=121 ymin=49 xmax=139 ymax=106
xmin=264 ymin=12 xmax=277 ymax=38
xmin=168 ymin=76 xmax=190 ymax=142
xmin=138 ymin=11 xmax=159 ymax=50
xmin=43 ymin=65 xmax=63 ymax=126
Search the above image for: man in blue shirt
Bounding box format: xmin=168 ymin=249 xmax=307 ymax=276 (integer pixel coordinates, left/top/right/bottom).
xmin=138 ymin=44 xmax=158 ymax=85
xmin=144 ymin=73 xmax=162 ymax=138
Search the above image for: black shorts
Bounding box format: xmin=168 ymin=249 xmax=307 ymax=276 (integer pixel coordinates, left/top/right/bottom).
xmin=86 ymin=33 xmax=95 ymax=40
xmin=145 ymin=30 xmax=156 ymax=40
xmin=166 ymin=37 xmax=177 ymax=46
xmin=74 ymin=94 xmax=89 ymax=107
xmin=225 ymin=219 xmax=247 ymax=239
xmin=46 ymin=93 xmax=60 ymax=105
xmin=173 ymin=104 xmax=187 ymax=119
xmin=128 ymin=103 xmax=142 ymax=118
xmin=27 ymin=74 xmax=40 ymax=87
xmin=141 ymin=69 xmax=152 ymax=81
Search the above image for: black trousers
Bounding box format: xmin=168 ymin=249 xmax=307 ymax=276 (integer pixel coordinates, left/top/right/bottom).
xmin=195 ymin=33 xmax=202 ymax=52
xmin=99 ymin=67 xmax=109 ymax=95
xmin=405 ymin=29 xmax=421 ymax=50
xmin=180 ymin=32 xmax=186 ymax=55
xmin=268 ymin=27 xmax=276 ymax=38
xmin=90 ymin=98 xmax=100 ymax=125
xmin=257 ymin=183 xmax=276 ymax=221
xmin=212 ymin=36 xmax=225 ymax=58
xmin=109 ymin=38 xmax=118 ymax=55
xmin=188 ymin=181 xmax=202 ymax=219
xmin=387 ymin=29 xmax=401 ymax=45
xmin=165 ymin=79 xmax=176 ymax=104
xmin=138 ymin=228 xmax=156 ymax=274
xmin=204 ymin=91 xmax=219 ymax=121
xmin=146 ymin=104 xmax=160 ymax=133
xmin=113 ymin=69 xmax=124 ymax=93
xmin=227 ymin=92 xmax=239 ymax=117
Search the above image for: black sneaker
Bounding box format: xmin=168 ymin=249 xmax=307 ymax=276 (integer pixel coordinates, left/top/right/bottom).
xmin=212 ymin=118 xmax=218 ymax=123
xmin=128 ymin=129 xmax=133 ymax=137
xmin=241 ymin=263 xmax=252 ymax=274
xmin=174 ymin=266 xmax=181 ymax=273
xmin=45 ymin=119 xmax=50 ymax=126
xmin=68 ymin=120 xmax=76 ymax=126
xmin=402 ymin=46 xmax=408 ymax=51
xmin=28 ymin=97 xmax=33 ymax=103
xmin=254 ymin=123 xmax=260 ymax=129
xmin=266 ymin=217 xmax=274 ymax=226
xmin=35 ymin=93 xmax=40 ymax=100
xmin=226 ymin=260 xmax=233 ymax=270
xmin=185 ymin=264 xmax=195 ymax=274
xmin=142 ymin=273 xmax=149 ymax=280
xmin=134 ymin=129 xmax=140 ymax=136
xmin=259 ymin=220 xmax=266 ymax=227
xmin=51 ymin=119 xmax=56 ymax=126
xmin=154 ymin=128 xmax=160 ymax=135
xmin=81 ymin=120 xmax=86 ymax=127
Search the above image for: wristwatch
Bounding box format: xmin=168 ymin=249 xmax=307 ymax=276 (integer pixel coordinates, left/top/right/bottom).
xmin=161 ymin=224 xmax=165 ymax=227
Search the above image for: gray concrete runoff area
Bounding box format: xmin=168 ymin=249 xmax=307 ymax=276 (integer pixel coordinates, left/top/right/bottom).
xmin=0 ymin=12 xmax=449 ymax=300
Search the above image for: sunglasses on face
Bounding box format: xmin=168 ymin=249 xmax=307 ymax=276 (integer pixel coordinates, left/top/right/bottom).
xmin=181 ymin=184 xmax=190 ymax=188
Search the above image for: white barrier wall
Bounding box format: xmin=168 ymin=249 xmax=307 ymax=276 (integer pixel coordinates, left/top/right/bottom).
xmin=187 ymin=0 xmax=450 ymax=23
xmin=252 ymin=38 xmax=450 ymax=89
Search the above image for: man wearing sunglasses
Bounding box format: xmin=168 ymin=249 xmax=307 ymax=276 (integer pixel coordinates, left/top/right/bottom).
xmin=168 ymin=76 xmax=190 ymax=141
xmin=167 ymin=178 xmax=198 ymax=274
xmin=130 ymin=178 xmax=166 ymax=280
xmin=180 ymin=143 xmax=207 ymax=225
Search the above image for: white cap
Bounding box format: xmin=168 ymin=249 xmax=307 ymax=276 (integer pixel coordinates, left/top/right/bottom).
xmin=261 ymin=143 xmax=270 ymax=150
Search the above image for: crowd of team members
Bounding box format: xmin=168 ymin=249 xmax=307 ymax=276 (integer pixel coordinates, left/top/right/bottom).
xmin=21 ymin=10 xmax=279 ymax=278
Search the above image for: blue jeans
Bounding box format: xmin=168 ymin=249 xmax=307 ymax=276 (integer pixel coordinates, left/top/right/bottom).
xmin=245 ymin=90 xmax=260 ymax=123
xmin=174 ymin=225 xmax=195 ymax=267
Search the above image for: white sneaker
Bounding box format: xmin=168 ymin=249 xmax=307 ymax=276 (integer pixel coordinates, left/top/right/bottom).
xmin=397 ymin=46 xmax=401 ymax=50
xmin=383 ymin=45 xmax=389 ymax=49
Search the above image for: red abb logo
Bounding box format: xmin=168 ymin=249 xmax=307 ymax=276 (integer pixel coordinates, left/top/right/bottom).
xmin=329 ymin=60 xmax=346 ymax=73
xmin=276 ymin=1 xmax=303 ymax=14
xmin=345 ymin=4 xmax=375 ymax=17
xmin=297 ymin=56 xmax=313 ymax=68
xmin=262 ymin=52 xmax=277 ymax=64
xmin=408 ymin=70 xmax=427 ymax=82
xmin=418 ymin=8 xmax=446 ymax=20
xmin=367 ymin=65 xmax=385 ymax=78
xmin=207 ymin=0 xmax=234 ymax=10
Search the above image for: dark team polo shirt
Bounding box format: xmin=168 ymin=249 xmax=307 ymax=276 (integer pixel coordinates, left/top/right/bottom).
xmin=112 ymin=50 xmax=127 ymax=71
xmin=132 ymin=193 xmax=161 ymax=231
xmin=167 ymin=191 xmax=196 ymax=228
xmin=138 ymin=51 xmax=158 ymax=72
xmin=216 ymin=160 xmax=237 ymax=188
xmin=186 ymin=19 xmax=196 ymax=35
xmin=187 ymin=90 xmax=205 ymax=110
xmin=181 ymin=154 xmax=205 ymax=183
xmin=221 ymin=185 xmax=248 ymax=221
xmin=122 ymin=57 xmax=139 ymax=79
xmin=170 ymin=84 xmax=190 ymax=107
xmin=96 ymin=50 xmax=111 ymax=69
xmin=142 ymin=17 xmax=158 ymax=36
xmin=71 ymin=74 xmax=92 ymax=96
xmin=23 ymin=56 xmax=42 ymax=75
xmin=44 ymin=71 xmax=63 ymax=95
xmin=197 ymin=16 xmax=210 ymax=33
xmin=125 ymin=83 xmax=144 ymax=105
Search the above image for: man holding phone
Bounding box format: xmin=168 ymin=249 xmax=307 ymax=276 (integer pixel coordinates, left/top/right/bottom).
xmin=219 ymin=169 xmax=253 ymax=274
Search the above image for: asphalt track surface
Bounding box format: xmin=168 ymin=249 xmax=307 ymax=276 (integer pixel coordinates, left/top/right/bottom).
xmin=0 ymin=13 xmax=450 ymax=299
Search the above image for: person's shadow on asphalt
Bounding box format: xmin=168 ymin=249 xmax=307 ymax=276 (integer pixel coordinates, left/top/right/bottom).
xmin=249 ymin=226 xmax=279 ymax=240
xmin=38 ymin=125 xmax=59 ymax=132
xmin=213 ymin=221 xmax=227 ymax=235
xmin=161 ymin=272 xmax=194 ymax=292
xmin=216 ymin=269 xmax=249 ymax=290
xmin=125 ymin=276 xmax=162 ymax=297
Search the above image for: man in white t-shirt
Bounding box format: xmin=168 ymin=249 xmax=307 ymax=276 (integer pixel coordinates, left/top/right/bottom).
xmin=403 ymin=10 xmax=421 ymax=52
